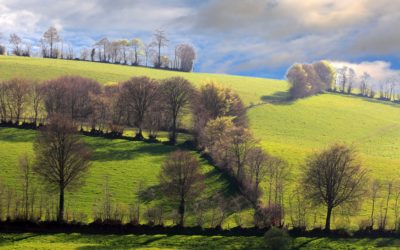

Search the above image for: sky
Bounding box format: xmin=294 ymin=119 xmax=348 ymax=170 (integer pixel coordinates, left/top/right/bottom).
xmin=0 ymin=0 xmax=399 ymax=80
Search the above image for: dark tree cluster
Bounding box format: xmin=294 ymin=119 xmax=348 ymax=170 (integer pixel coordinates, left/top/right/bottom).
xmin=286 ymin=61 xmax=335 ymax=99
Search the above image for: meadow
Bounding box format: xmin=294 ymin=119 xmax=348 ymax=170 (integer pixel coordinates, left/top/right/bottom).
xmin=1 ymin=56 xmax=400 ymax=228
xmin=1 ymin=233 xmax=399 ymax=249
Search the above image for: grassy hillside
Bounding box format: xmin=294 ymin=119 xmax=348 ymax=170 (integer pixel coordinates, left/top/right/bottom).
xmin=0 ymin=128 xmax=235 ymax=224
xmin=0 ymin=56 xmax=285 ymax=106
xmin=1 ymin=56 xmax=400 ymax=227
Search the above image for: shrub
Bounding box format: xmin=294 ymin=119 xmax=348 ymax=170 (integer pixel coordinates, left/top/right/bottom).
xmin=264 ymin=227 xmax=291 ymax=250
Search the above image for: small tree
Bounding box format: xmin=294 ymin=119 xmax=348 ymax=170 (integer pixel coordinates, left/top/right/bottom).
xmin=33 ymin=115 xmax=91 ymax=222
xmin=159 ymin=151 xmax=204 ymax=227
xmin=6 ymin=78 xmax=31 ymax=124
xmin=152 ymin=29 xmax=168 ymax=68
xmin=18 ymin=154 xmax=33 ymax=220
xmin=9 ymin=33 xmax=22 ymax=56
xmin=302 ymin=144 xmax=367 ymax=232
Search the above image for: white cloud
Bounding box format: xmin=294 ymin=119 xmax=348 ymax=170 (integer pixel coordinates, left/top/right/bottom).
xmin=330 ymin=61 xmax=400 ymax=87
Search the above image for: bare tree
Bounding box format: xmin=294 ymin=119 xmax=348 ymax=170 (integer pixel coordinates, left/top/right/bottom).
xmin=248 ymin=147 xmax=268 ymax=199
xmin=369 ymin=180 xmax=380 ymax=229
xmin=152 ymin=29 xmax=168 ymax=68
xmin=228 ymin=126 xmax=257 ymax=181
xmin=143 ymin=43 xmax=153 ymax=67
xmin=379 ymin=182 xmax=392 ymax=230
xmin=347 ymin=68 xmax=356 ymax=94
xmin=6 ymin=78 xmax=31 ymax=123
xmin=18 ymin=154 xmax=33 ymax=220
xmin=9 ymin=33 xmax=22 ymax=56
xmin=160 ymin=77 xmax=194 ymax=144
xmin=95 ymin=38 xmax=109 ymax=62
xmin=43 ymin=26 xmax=60 ymax=58
xmin=302 ymin=144 xmax=367 ymax=232
xmin=175 ymin=44 xmax=196 ymax=72
xmin=131 ymin=38 xmax=143 ymax=65
xmin=360 ymin=72 xmax=371 ymax=97
xmin=31 ymin=81 xmax=45 ymax=125
xmin=80 ymin=48 xmax=90 ymax=61
xmin=121 ymin=77 xmax=159 ymax=138
xmin=159 ymin=150 xmax=205 ymax=226
xmin=33 ymin=115 xmax=91 ymax=222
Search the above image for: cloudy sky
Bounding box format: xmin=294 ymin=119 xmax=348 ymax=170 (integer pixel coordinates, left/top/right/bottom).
xmin=0 ymin=0 xmax=399 ymax=79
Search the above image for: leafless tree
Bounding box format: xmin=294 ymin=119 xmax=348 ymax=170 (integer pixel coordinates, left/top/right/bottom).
xmin=18 ymin=154 xmax=33 ymax=220
xmin=152 ymin=29 xmax=168 ymax=68
xmin=347 ymin=68 xmax=356 ymax=94
xmin=121 ymin=77 xmax=159 ymax=138
xmin=143 ymin=42 xmax=154 ymax=67
xmin=228 ymin=126 xmax=257 ymax=181
xmin=302 ymin=144 xmax=367 ymax=232
xmin=131 ymin=38 xmax=143 ymax=65
xmin=248 ymin=147 xmax=267 ymax=199
xmin=0 ymin=82 xmax=9 ymax=121
xmin=159 ymin=150 xmax=205 ymax=226
xmin=175 ymin=44 xmax=196 ymax=72
xmin=30 ymin=81 xmax=45 ymax=125
xmin=80 ymin=48 xmax=90 ymax=61
xmin=6 ymin=78 xmax=31 ymax=123
xmin=95 ymin=38 xmax=109 ymax=62
xmin=33 ymin=115 xmax=91 ymax=222
xmin=160 ymin=77 xmax=194 ymax=144
xmin=43 ymin=76 xmax=101 ymax=121
xmin=379 ymin=182 xmax=392 ymax=230
xmin=369 ymin=180 xmax=380 ymax=229
xmin=9 ymin=33 xmax=22 ymax=56
xmin=43 ymin=26 xmax=60 ymax=58
xmin=360 ymin=72 xmax=371 ymax=97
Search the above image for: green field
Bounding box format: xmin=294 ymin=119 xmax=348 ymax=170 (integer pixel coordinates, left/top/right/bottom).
xmin=1 ymin=56 xmax=400 ymax=228
xmin=1 ymin=233 xmax=399 ymax=249
xmin=0 ymin=127 xmax=240 ymax=225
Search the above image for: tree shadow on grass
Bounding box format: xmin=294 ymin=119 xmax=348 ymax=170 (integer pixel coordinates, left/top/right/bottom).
xmin=259 ymin=91 xmax=294 ymax=105
xmin=90 ymin=141 xmax=175 ymax=162
xmin=291 ymin=237 xmax=322 ymax=249
xmin=0 ymin=128 xmax=37 ymax=143
xmin=375 ymin=238 xmax=400 ymax=248
xmin=76 ymin=235 xmax=264 ymax=250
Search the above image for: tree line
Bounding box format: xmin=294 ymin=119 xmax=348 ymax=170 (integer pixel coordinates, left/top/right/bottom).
xmin=0 ymin=27 xmax=195 ymax=72
xmin=286 ymin=61 xmax=400 ymax=103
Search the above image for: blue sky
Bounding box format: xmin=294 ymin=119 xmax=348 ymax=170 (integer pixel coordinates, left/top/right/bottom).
xmin=0 ymin=0 xmax=399 ymax=80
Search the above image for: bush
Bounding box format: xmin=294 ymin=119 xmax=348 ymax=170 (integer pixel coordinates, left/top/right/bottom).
xmin=264 ymin=227 xmax=291 ymax=250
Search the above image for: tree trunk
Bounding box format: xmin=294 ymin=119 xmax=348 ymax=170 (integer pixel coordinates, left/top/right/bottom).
xmin=325 ymin=205 xmax=333 ymax=233
xmin=170 ymin=117 xmax=177 ymax=145
xmin=58 ymin=186 xmax=64 ymax=222
xmin=178 ymin=198 xmax=185 ymax=227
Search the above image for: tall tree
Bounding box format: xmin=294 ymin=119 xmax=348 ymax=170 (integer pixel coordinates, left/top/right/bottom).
xmin=160 ymin=77 xmax=194 ymax=144
xmin=159 ymin=150 xmax=204 ymax=227
xmin=33 ymin=115 xmax=91 ymax=222
xmin=43 ymin=26 xmax=60 ymax=58
xmin=152 ymin=29 xmax=168 ymax=68
xmin=131 ymin=38 xmax=143 ymax=65
xmin=120 ymin=77 xmax=159 ymax=138
xmin=176 ymin=44 xmax=196 ymax=72
xmin=302 ymin=144 xmax=367 ymax=232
